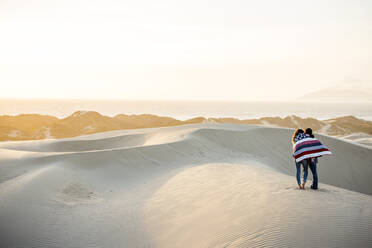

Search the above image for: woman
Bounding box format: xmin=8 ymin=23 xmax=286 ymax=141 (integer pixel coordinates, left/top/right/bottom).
xmin=305 ymin=128 xmax=318 ymax=190
xmin=292 ymin=129 xmax=309 ymax=189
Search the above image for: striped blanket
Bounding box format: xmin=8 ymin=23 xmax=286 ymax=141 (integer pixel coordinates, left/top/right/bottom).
xmin=292 ymin=137 xmax=332 ymax=162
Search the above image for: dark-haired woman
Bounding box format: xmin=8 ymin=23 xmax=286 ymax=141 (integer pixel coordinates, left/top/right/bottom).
xmin=292 ymin=129 xmax=309 ymax=189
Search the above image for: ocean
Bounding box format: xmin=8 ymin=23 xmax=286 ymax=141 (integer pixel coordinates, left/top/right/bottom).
xmin=1 ymin=99 xmax=372 ymax=121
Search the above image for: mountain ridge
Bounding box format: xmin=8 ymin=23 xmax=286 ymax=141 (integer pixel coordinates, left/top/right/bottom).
xmin=298 ymin=78 xmax=372 ymax=103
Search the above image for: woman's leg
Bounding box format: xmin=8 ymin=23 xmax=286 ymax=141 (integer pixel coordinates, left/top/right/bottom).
xmin=296 ymin=162 xmax=302 ymax=187
xmin=302 ymin=160 xmax=309 ymax=188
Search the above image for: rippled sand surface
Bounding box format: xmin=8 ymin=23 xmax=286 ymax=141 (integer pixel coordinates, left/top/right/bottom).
xmin=0 ymin=124 xmax=371 ymax=247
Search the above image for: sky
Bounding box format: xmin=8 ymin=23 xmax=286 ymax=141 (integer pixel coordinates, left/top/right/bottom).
xmin=0 ymin=0 xmax=371 ymax=101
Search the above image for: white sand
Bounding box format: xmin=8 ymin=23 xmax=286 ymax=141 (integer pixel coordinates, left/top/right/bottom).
xmin=0 ymin=124 xmax=371 ymax=247
xmin=340 ymin=133 xmax=372 ymax=147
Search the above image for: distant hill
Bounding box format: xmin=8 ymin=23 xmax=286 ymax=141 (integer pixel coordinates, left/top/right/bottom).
xmin=299 ymin=78 xmax=372 ymax=103
xmin=1 ymin=111 xmax=372 ymax=141
xmin=300 ymin=88 xmax=372 ymax=102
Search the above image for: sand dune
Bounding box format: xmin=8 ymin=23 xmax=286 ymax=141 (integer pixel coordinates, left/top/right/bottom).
xmin=2 ymin=111 xmax=372 ymax=142
xmin=340 ymin=133 xmax=372 ymax=147
xmin=0 ymin=124 xmax=371 ymax=247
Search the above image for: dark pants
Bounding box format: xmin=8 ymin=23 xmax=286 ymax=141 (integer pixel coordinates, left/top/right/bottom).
xmin=309 ymin=158 xmax=318 ymax=189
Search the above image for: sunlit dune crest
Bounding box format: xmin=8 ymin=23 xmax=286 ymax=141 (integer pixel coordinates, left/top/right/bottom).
xmin=1 ymin=111 xmax=372 ymax=144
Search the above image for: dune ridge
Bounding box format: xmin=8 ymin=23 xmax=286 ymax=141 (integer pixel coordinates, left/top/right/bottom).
xmin=1 ymin=111 xmax=372 ymax=143
xmin=0 ymin=124 xmax=371 ymax=247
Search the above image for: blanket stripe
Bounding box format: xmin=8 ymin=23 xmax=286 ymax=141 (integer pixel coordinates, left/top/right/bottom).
xmin=292 ymin=137 xmax=331 ymax=162
xmin=293 ymin=145 xmax=327 ymax=156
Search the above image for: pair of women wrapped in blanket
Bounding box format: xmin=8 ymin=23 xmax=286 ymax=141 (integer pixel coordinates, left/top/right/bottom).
xmin=292 ymin=128 xmax=332 ymax=189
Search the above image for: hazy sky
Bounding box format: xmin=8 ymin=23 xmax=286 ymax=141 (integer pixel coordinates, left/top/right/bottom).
xmin=0 ymin=0 xmax=371 ymax=101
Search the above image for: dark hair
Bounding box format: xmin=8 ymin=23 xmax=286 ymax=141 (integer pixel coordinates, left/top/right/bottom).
xmin=305 ymin=128 xmax=314 ymax=138
xmin=292 ymin=129 xmax=304 ymax=143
